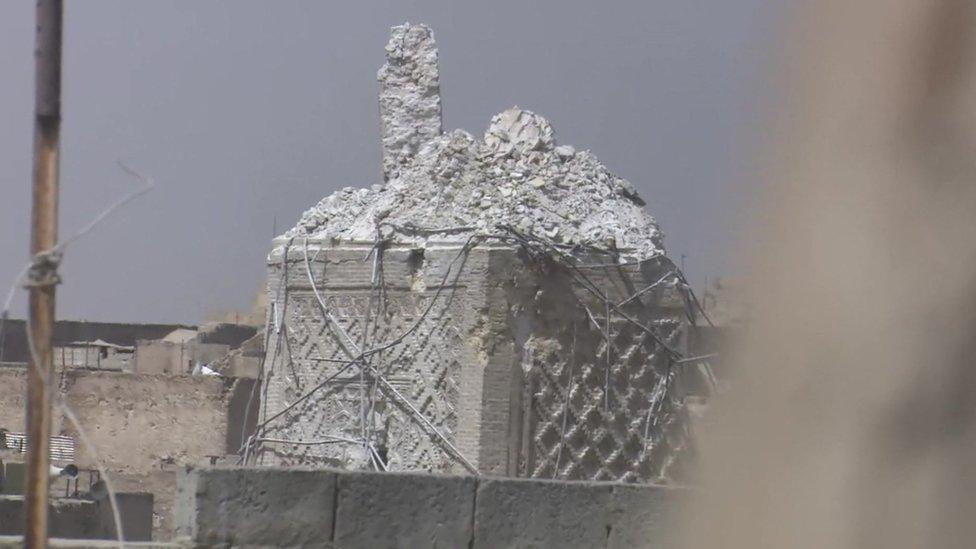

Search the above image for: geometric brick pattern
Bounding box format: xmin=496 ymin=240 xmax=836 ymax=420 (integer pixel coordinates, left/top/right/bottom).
xmin=522 ymin=312 xmax=684 ymax=483
xmin=258 ymin=243 xmax=689 ymax=482
xmin=262 ymin=289 xmax=463 ymax=473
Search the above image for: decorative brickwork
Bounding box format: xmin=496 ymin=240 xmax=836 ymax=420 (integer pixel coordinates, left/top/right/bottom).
xmin=256 ymin=241 xmax=691 ymax=483
xmin=263 ymin=289 xmax=464 ymax=472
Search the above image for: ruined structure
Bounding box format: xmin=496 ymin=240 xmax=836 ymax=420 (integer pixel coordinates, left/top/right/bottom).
xmin=254 ymin=24 xmax=694 ymax=483
xmin=0 ymin=366 xmax=259 ymax=539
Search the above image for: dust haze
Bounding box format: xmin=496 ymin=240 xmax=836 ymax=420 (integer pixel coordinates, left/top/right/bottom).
xmin=681 ymin=1 xmax=976 ymax=547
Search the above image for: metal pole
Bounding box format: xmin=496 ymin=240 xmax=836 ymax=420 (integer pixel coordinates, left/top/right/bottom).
xmin=25 ymin=1 xmax=63 ymax=547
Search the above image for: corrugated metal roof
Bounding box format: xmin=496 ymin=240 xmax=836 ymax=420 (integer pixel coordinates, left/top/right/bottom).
xmin=3 ymin=432 xmax=76 ymax=462
xmin=62 ymin=339 xmax=134 ymax=351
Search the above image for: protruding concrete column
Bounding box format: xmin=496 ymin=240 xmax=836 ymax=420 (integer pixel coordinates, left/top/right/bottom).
xmin=377 ymin=23 xmax=443 ymax=181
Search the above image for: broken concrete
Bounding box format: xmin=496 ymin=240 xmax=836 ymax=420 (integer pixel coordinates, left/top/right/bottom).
xmin=292 ymin=24 xmax=662 ymax=262
xmin=378 ymin=23 xmax=443 ymax=182
xmin=289 ymin=107 xmax=663 ymax=261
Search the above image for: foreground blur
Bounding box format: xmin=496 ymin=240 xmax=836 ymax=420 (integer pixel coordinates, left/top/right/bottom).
xmin=681 ymin=1 xmax=976 ymax=548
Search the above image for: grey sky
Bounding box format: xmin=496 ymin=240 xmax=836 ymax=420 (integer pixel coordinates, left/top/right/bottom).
xmin=0 ymin=1 xmax=778 ymax=324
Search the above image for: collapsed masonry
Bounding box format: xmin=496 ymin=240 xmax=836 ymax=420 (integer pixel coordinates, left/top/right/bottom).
xmin=253 ymin=23 xmax=696 ymax=482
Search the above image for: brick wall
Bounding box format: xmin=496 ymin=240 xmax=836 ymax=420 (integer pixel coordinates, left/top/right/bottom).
xmin=258 ymin=237 xmax=688 ymax=482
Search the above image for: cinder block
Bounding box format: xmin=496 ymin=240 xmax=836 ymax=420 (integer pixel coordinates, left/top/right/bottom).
xmin=333 ymin=469 xmax=476 ymax=548
xmin=173 ymin=467 xmax=688 ymax=548
xmin=175 ymin=466 xmax=336 ymax=547
xmin=473 ymin=476 xmax=614 ymax=549
xmin=607 ymin=483 xmax=685 ymax=549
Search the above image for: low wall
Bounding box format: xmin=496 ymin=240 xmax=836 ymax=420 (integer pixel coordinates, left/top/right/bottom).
xmin=0 ymin=370 xmax=238 ymax=470
xmin=0 ymin=494 xmax=152 ymax=541
xmin=175 ymin=466 xmax=686 ymax=548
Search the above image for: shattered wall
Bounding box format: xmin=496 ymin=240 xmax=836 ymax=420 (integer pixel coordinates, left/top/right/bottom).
xmin=255 ymin=23 xmax=694 ymax=483
xmin=258 ymin=240 xmax=689 ymax=481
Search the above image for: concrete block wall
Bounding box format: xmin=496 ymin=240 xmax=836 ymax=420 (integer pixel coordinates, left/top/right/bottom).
xmin=259 ymin=238 xmax=689 ymax=482
xmin=175 ymin=466 xmax=686 ymax=548
xmin=0 ymin=494 xmax=153 ymax=541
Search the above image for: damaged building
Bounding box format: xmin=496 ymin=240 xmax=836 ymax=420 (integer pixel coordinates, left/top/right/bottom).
xmin=0 ymin=319 xmax=262 ymax=540
xmin=253 ymin=23 xmax=701 ymax=483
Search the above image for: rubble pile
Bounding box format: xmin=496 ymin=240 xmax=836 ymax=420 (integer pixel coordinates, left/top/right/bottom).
xmin=288 ymin=107 xmax=663 ymax=260
xmin=286 ymin=23 xmax=664 ymax=262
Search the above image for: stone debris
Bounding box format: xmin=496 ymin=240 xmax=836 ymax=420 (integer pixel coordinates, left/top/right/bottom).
xmin=265 ymin=24 xmax=688 ymax=483
xmin=287 ymin=24 xmax=664 ymax=262
xmin=378 ymin=23 xmax=442 ymax=182
xmin=482 ymin=108 xmax=555 ymax=157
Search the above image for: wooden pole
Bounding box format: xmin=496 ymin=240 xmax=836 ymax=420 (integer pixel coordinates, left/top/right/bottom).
xmin=25 ymin=1 xmax=63 ymax=546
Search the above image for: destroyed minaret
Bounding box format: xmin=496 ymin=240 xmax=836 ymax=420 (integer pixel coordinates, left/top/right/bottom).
xmin=258 ymin=24 xmax=691 ymax=483
xmin=378 ymin=23 xmax=442 ymax=181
